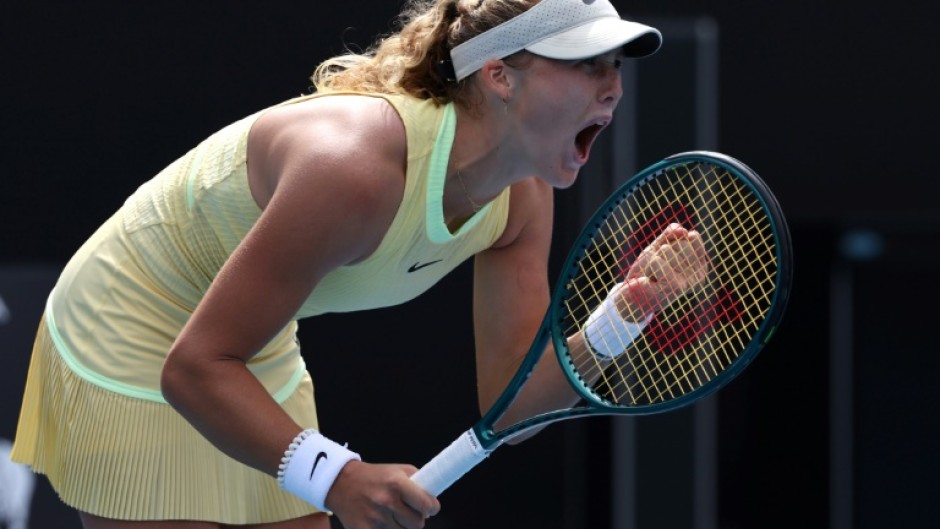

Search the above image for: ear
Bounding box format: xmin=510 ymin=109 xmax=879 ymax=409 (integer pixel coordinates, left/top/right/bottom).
xmin=477 ymin=59 xmax=514 ymax=101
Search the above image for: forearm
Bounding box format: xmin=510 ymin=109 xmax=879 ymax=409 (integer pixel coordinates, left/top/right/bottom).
xmin=490 ymin=291 xmax=654 ymax=442
xmin=161 ymin=354 xmax=302 ymax=476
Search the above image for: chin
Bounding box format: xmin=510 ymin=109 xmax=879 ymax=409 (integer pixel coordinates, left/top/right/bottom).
xmin=549 ymin=167 xmax=581 ymax=189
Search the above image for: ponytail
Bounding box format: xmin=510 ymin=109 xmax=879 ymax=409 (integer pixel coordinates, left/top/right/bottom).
xmin=312 ymin=0 xmax=536 ymax=107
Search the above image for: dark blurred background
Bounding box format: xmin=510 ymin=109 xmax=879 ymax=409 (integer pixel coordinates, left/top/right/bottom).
xmin=1 ymin=1 xmax=936 ymax=528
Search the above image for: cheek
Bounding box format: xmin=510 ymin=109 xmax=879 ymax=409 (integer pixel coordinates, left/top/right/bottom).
xmin=526 ymin=89 xmax=582 ymax=131
xmin=515 ymin=72 xmax=590 ymax=148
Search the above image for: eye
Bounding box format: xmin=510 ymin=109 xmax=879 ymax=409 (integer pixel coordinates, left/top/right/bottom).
xmin=599 ymin=57 xmax=624 ymax=70
xmin=578 ymin=56 xmax=623 ymax=74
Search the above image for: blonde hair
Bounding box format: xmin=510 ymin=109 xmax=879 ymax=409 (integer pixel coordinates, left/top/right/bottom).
xmin=312 ymin=0 xmax=537 ymax=107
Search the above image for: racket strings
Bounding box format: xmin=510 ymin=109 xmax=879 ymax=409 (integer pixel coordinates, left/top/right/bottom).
xmin=607 ymin=168 xmax=736 ymax=401
xmin=626 ymin=169 xmax=775 ymax=402
xmin=614 ymin=168 xmax=773 ymax=403
xmin=561 ymin=163 xmax=779 ymax=407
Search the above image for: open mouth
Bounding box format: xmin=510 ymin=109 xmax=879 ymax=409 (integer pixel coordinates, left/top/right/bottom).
xmin=575 ymin=122 xmax=607 ymax=161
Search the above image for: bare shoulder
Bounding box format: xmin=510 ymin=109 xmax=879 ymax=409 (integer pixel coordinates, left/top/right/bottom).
xmin=246 ymin=95 xmax=408 ymax=265
xmin=247 ymin=95 xmax=407 ymax=209
xmin=490 ymin=177 xmax=555 ymax=251
xmin=251 ymin=95 xmax=405 ymax=150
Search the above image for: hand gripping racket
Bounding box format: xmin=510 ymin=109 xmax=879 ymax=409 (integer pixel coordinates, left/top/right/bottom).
xmin=411 ymin=151 xmax=792 ymax=496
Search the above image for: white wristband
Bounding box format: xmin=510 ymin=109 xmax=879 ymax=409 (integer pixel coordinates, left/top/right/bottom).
xmin=277 ymin=428 xmax=361 ymax=512
xmin=584 ymin=287 xmax=652 ymax=359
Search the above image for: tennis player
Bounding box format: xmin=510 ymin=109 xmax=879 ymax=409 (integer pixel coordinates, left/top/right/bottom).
xmin=10 ymin=1 xmax=701 ymax=528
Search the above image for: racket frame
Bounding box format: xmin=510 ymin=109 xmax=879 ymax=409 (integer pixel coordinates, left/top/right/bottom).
xmin=412 ymin=151 xmax=792 ymax=495
xmin=476 ymin=151 xmax=792 ymax=449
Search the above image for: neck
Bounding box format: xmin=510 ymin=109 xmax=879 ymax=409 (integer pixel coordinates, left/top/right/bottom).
xmin=444 ymin=103 xmax=529 ymax=218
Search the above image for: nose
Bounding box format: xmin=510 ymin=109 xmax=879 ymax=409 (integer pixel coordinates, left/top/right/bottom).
xmin=599 ymin=67 xmax=624 ymax=107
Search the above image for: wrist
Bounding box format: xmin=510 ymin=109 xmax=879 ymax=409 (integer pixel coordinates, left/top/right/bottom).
xmin=584 ymin=288 xmax=652 ymax=359
xmin=277 ymin=428 xmax=361 ymax=511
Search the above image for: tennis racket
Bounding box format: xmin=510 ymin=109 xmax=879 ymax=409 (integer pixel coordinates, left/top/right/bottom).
xmin=411 ymin=151 xmax=792 ymax=496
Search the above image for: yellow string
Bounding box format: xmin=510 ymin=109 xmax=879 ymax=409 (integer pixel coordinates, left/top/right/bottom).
xmin=562 ymin=162 xmax=779 ymax=407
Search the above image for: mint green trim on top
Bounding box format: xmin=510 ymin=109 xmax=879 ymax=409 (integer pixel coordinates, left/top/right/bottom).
xmin=44 ymin=291 xmax=305 ymax=404
xmin=271 ymin=358 xmax=307 ymax=403
xmin=185 ymin=143 xmax=209 ymax=211
xmin=45 ymin=293 xmax=166 ymax=402
xmin=426 ymin=103 xmax=492 ymax=244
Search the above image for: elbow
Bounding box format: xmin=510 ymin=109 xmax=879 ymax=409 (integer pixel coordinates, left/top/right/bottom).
xmin=160 ymin=346 xmax=194 ymax=410
xmin=160 ymin=356 xmax=181 ymax=408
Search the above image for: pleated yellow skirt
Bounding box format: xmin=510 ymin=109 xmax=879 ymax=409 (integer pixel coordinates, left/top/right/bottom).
xmin=10 ymin=318 xmax=321 ymax=524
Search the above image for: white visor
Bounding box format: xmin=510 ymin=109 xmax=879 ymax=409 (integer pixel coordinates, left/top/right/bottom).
xmin=450 ymin=0 xmax=662 ymax=81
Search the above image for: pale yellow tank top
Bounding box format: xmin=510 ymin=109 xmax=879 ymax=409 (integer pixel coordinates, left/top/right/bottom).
xmin=46 ymin=92 xmax=511 ymax=403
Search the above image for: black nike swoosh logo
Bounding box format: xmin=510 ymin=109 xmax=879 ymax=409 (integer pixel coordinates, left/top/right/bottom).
xmin=408 ymin=260 xmax=443 ymax=273
xmin=309 ymin=451 xmax=328 ymax=481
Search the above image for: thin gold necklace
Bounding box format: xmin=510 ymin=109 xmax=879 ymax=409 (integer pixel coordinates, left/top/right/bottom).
xmin=455 ymin=169 xmax=483 ymax=213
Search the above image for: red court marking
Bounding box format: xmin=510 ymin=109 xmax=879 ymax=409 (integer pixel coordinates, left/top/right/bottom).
xmin=644 ymin=286 xmax=743 ymax=357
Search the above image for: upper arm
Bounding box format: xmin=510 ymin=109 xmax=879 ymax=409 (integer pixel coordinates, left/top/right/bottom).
xmin=472 ymin=178 xmax=555 ymax=410
xmin=168 ymin=97 xmax=407 ymax=365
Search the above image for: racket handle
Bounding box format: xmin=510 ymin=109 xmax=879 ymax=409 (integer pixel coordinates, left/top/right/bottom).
xmin=411 ymin=428 xmax=490 ymax=496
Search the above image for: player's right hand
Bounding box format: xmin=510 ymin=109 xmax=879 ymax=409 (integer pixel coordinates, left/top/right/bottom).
xmin=326 ymin=460 xmax=441 ymax=529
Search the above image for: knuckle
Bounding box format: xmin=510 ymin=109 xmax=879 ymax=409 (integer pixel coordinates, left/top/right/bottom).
xmin=373 ymin=491 xmax=396 ymax=511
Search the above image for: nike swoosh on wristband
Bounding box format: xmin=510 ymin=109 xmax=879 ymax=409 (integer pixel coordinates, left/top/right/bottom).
xmin=408 ymin=260 xmax=443 ymax=273
xmin=309 ymin=451 xmax=328 ymax=481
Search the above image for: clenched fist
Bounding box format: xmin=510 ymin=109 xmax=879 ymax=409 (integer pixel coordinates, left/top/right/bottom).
xmin=618 ymin=223 xmax=709 ymax=318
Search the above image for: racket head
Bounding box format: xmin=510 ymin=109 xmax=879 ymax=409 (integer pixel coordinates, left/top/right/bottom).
xmin=551 ymin=151 xmax=792 ymax=415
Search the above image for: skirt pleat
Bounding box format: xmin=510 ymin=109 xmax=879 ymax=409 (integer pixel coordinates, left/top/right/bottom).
xmin=11 ymin=317 xmax=320 ymax=523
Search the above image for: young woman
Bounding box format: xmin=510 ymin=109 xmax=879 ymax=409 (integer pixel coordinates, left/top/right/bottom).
xmin=11 ymin=1 xmax=705 ymax=528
